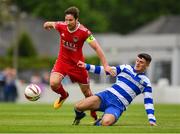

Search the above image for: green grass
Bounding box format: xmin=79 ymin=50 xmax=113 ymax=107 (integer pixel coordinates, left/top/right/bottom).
xmin=0 ymin=103 xmax=180 ymax=133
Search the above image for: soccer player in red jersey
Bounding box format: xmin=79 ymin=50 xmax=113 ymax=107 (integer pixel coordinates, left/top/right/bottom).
xmin=43 ymin=6 xmax=115 ymax=124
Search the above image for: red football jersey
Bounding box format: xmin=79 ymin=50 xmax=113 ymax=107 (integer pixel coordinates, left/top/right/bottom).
xmin=55 ymin=21 xmax=91 ymax=65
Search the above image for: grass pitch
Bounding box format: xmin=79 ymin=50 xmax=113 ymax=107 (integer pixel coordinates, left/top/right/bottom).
xmin=0 ymin=103 xmax=179 ymax=133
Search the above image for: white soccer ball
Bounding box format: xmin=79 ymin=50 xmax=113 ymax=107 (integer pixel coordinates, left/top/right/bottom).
xmin=24 ymin=84 xmax=41 ymax=101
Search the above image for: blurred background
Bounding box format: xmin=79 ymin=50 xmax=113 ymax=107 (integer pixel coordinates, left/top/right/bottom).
xmin=0 ymin=0 xmax=180 ymax=104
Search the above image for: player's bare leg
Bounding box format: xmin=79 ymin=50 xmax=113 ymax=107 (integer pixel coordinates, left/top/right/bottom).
xmin=79 ymin=83 xmax=98 ymax=120
xmin=50 ymin=72 xmax=69 ymax=109
xmin=101 ymin=114 xmax=116 ymax=126
xmin=94 ymin=113 xmax=116 ymax=126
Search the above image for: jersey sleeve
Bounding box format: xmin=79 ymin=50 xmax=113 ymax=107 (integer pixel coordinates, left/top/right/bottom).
xmin=85 ymin=64 xmax=106 ymax=75
xmin=55 ymin=21 xmax=64 ymax=32
xmin=85 ymin=63 xmax=121 ymax=76
xmin=143 ymin=86 xmax=156 ymax=124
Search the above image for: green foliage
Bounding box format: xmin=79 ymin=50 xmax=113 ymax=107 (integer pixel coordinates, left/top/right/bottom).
xmin=0 ymin=56 xmax=97 ymax=70
xmin=13 ymin=0 xmax=109 ymax=32
xmin=89 ymin=0 xmax=180 ymax=34
xmin=0 ymin=57 xmax=55 ymax=70
xmin=17 ymin=57 xmax=55 ymax=70
xmin=85 ymin=56 xmax=100 ymax=65
xmin=7 ymin=32 xmax=37 ymax=57
xmin=0 ymin=1 xmax=12 ymax=26
xmin=13 ymin=0 xmax=180 ymax=34
xmin=0 ymin=57 xmax=13 ymax=69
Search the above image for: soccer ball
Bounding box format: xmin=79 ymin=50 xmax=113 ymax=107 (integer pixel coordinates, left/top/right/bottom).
xmin=24 ymin=84 xmax=41 ymax=101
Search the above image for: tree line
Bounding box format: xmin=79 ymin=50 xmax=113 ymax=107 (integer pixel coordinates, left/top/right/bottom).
xmin=13 ymin=0 xmax=180 ymax=34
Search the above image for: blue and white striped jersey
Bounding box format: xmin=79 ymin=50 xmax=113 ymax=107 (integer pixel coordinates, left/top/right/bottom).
xmin=86 ymin=64 xmax=156 ymax=123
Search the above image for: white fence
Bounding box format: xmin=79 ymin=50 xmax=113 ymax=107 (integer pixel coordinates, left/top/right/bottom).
xmin=17 ymin=81 xmax=180 ymax=104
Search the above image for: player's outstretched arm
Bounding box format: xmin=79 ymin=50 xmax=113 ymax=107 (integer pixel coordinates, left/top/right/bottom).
xmin=87 ymin=37 xmax=116 ymax=76
xmin=143 ymin=87 xmax=157 ymax=126
xmin=77 ymin=60 xmax=106 ymax=75
xmin=77 ymin=61 xmax=117 ymax=76
xmin=43 ymin=21 xmax=56 ymax=30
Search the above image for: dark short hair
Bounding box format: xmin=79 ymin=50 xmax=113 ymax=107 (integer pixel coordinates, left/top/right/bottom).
xmin=138 ymin=53 xmax=152 ymax=63
xmin=64 ymin=6 xmax=79 ymax=19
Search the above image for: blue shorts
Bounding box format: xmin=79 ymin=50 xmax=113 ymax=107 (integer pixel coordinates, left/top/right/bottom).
xmin=95 ymin=90 xmax=125 ymax=122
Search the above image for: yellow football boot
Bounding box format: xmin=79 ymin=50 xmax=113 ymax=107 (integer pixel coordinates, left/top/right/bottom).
xmin=54 ymin=92 xmax=69 ymax=109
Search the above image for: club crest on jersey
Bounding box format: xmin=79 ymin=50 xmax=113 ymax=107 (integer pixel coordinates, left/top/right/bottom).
xmin=73 ymin=37 xmax=79 ymax=43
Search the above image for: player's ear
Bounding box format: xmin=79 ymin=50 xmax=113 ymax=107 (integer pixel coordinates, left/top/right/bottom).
xmin=146 ymin=62 xmax=150 ymax=67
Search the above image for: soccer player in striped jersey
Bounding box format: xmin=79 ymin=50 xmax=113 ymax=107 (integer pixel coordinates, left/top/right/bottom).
xmin=73 ymin=53 xmax=157 ymax=126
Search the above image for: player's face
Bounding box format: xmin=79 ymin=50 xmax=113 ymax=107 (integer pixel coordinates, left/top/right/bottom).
xmin=65 ymin=14 xmax=77 ymax=30
xmin=134 ymin=57 xmax=149 ymax=73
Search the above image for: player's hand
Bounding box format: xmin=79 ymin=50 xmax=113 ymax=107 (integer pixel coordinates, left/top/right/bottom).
xmin=43 ymin=22 xmax=54 ymax=30
xmin=43 ymin=22 xmax=50 ymax=30
xmin=77 ymin=61 xmax=86 ymax=68
xmin=149 ymin=122 xmax=157 ymax=126
xmin=104 ymin=66 xmax=116 ymax=76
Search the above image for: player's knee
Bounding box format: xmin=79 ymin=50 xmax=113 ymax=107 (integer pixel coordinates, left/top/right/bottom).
xmin=101 ymin=115 xmax=115 ymax=126
xmin=74 ymin=102 xmax=82 ymax=111
xmin=101 ymin=119 xmax=113 ymax=126
xmin=50 ymin=81 xmax=60 ymax=91
xmin=74 ymin=103 xmax=79 ymax=110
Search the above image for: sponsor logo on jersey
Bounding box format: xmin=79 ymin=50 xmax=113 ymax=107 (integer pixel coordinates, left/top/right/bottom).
xmin=62 ymin=40 xmax=77 ymax=51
